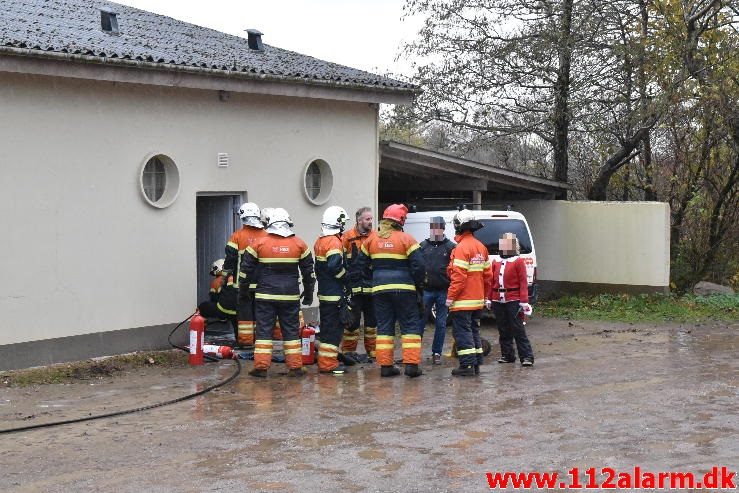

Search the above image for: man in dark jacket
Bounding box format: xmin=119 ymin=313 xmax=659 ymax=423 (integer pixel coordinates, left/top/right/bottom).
xmin=418 ymin=216 xmax=456 ymax=364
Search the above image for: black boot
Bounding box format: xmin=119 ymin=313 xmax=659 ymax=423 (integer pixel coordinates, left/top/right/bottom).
xmin=249 ymin=368 xmax=268 ymax=378
xmin=287 ymin=368 xmax=305 ymax=377
xmin=404 ymin=364 xmax=423 ymax=378
xmin=451 ymin=365 xmax=475 ymax=377
xmin=320 ymin=363 xmax=347 ymax=375
xmin=474 ymin=365 xmax=480 ymax=375
xmin=381 ymin=365 xmax=401 ymax=377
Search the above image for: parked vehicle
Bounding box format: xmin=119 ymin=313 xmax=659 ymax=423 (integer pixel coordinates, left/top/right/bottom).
xmin=405 ymin=210 xmax=539 ymax=315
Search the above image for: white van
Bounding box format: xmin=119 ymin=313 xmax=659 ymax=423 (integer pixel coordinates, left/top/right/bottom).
xmin=405 ymin=209 xmax=538 ymax=303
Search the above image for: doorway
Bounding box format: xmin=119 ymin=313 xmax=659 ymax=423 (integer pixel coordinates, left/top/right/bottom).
xmin=196 ymin=193 xmax=243 ymax=303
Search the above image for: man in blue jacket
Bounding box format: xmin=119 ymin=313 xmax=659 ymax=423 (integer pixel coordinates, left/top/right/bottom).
xmin=418 ymin=216 xmax=456 ymax=364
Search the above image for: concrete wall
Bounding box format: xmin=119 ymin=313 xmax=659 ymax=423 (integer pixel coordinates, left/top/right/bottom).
xmin=0 ymin=72 xmax=378 ymax=351
xmin=512 ymin=200 xmax=670 ymax=295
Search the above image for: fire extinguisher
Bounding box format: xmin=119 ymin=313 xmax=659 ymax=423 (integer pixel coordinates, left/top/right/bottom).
xmin=189 ymin=311 xmax=205 ymax=366
xmin=301 ymin=325 xmax=316 ymax=365
xmin=202 ymin=344 xmax=234 ymax=360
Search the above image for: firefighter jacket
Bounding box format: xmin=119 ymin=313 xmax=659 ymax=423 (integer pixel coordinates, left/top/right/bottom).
xmin=488 ymin=255 xmax=529 ymax=304
xmin=224 ymin=226 xmax=268 ymax=290
xmin=241 ymin=233 xmax=315 ymax=302
xmin=342 ymin=225 xmax=372 ymax=294
xmin=355 ymin=220 xmax=425 ymax=294
xmin=216 ymin=275 xmax=238 ymax=315
xmin=419 ymin=238 xmax=456 ymax=290
xmin=313 ymin=234 xmax=347 ymax=303
xmin=446 ymin=231 xmax=493 ymax=312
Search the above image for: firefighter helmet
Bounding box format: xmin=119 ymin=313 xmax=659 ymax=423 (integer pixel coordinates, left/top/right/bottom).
xmin=209 ymin=258 xmax=225 ymax=276
xmin=268 ymin=207 xmax=293 ymax=227
xmin=322 ymin=206 xmax=348 ymax=229
xmin=453 ymin=209 xmax=483 ymax=233
xmin=382 ymin=204 xmax=409 ymax=226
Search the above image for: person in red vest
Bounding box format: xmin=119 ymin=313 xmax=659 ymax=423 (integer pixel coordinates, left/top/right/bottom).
xmin=354 ymin=204 xmax=426 ymax=378
xmin=223 ymin=202 xmax=267 ymax=347
xmin=314 ymin=205 xmax=350 ymax=374
xmin=487 ymin=232 xmax=534 ymax=366
xmin=241 ymin=208 xmax=315 ymax=377
xmin=445 ymin=209 xmax=494 ymax=376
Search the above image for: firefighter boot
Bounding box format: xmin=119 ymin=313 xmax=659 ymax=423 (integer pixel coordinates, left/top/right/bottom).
xmin=249 ymin=368 xmax=268 ymax=378
xmin=287 ymin=368 xmax=306 ymax=377
xmin=474 ymin=365 xmax=480 ymax=375
xmin=381 ymin=365 xmax=401 ymax=377
xmin=451 ymin=365 xmax=475 ymax=377
xmin=404 ymin=364 xmax=423 ymax=378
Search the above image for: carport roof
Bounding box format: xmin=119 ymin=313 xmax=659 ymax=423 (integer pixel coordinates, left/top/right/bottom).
xmin=380 ymin=141 xmax=569 ymax=197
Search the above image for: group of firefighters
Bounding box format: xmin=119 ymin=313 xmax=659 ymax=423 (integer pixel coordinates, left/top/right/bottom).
xmin=199 ymin=202 xmax=535 ymax=379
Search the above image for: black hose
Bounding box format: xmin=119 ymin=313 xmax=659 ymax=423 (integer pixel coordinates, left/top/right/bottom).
xmin=0 ymin=312 xmax=241 ymax=435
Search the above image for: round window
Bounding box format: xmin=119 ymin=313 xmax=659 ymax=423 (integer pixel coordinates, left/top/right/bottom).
xmin=140 ymin=154 xmax=180 ymax=208
xmin=303 ymin=158 xmax=333 ymax=205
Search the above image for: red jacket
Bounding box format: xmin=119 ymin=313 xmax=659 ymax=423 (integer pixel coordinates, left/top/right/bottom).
xmin=446 ymin=232 xmax=493 ymax=311
xmin=488 ymin=256 xmax=529 ymax=303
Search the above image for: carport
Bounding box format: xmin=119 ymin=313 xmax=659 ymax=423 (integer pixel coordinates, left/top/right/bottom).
xmin=379 ymin=140 xmax=569 ymax=210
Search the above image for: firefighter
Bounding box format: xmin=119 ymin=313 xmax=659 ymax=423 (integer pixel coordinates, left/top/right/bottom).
xmin=241 ymin=208 xmax=315 ymax=377
xmin=354 ymin=204 xmax=426 ymax=377
xmin=222 ymin=202 xmax=267 ymax=347
xmin=314 ymin=205 xmax=350 ymax=374
xmin=488 ymin=232 xmax=534 ymax=366
xmin=445 ymin=209 xmax=493 ymax=377
xmin=342 ymin=207 xmax=376 ymax=362
xmin=197 ymin=259 xmax=237 ymax=330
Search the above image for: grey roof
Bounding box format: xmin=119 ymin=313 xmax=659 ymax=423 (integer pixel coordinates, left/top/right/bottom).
xmin=0 ymin=0 xmax=416 ymax=93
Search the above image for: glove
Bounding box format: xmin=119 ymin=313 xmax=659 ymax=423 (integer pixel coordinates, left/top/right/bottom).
xmin=445 ymin=299 xmax=453 ymax=308
xmin=301 ymin=290 xmax=314 ymax=306
xmin=485 ymin=299 xmax=492 ymax=310
xmin=519 ymin=303 xmax=533 ymax=316
xmin=339 ymin=298 xmax=354 ymax=328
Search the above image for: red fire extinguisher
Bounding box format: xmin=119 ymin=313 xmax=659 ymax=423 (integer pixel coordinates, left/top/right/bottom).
xmin=189 ymin=311 xmax=205 ymax=366
xmin=301 ymin=325 xmax=316 ymax=365
xmin=202 ymin=344 xmax=234 ymax=360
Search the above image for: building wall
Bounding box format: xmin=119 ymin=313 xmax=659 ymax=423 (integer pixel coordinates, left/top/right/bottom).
xmin=513 ymin=200 xmax=670 ymax=294
xmin=0 ymin=72 xmax=378 ymax=349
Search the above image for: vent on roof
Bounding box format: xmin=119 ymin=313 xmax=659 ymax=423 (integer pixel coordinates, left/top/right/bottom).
xmin=100 ymin=8 xmax=119 ymax=34
xmin=246 ymin=29 xmax=264 ymax=51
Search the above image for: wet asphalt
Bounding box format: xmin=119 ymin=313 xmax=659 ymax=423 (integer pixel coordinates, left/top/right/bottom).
xmin=1 ymin=318 xmax=737 ymax=492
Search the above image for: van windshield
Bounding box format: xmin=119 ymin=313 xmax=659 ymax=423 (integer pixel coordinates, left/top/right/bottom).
xmin=473 ymin=219 xmax=533 ymax=255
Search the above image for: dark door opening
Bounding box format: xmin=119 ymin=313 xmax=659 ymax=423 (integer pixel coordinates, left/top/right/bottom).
xmin=196 ymin=194 xmax=242 ymax=303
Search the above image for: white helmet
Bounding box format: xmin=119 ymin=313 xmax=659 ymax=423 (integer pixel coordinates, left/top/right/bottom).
xmin=266 ymin=208 xmax=295 ymax=237
xmin=260 ymin=207 xmax=273 ymax=228
xmin=239 ymin=202 xmax=263 ymax=228
xmin=453 ymin=209 xmax=482 ymax=233
xmin=210 ymin=258 xmax=225 ymax=276
xmin=321 ymin=206 xmax=348 ymax=236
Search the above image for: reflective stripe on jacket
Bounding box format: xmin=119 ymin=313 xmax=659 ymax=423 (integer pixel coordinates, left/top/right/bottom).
xmin=355 ymin=226 xmax=425 ymax=294
xmin=446 ymin=232 xmax=493 ymax=311
xmin=314 ymin=235 xmax=346 ymax=303
xmin=241 ymin=234 xmax=315 ymax=302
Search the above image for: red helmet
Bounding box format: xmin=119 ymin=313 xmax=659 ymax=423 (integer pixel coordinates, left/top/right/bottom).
xmin=382 ymin=204 xmax=409 ymax=226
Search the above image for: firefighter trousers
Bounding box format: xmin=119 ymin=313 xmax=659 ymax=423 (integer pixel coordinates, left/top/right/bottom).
xmin=236 ymin=288 xmax=257 ymax=346
xmin=318 ymin=302 xmax=342 ymax=372
xmin=342 ymin=293 xmax=377 ymax=356
xmin=451 ymin=310 xmax=483 ymax=367
xmin=373 ymin=291 xmax=422 ymax=366
xmin=254 ymin=301 xmax=302 ymax=370
xmin=197 ymin=301 xmax=237 ymax=333
xmin=492 ymin=301 xmax=534 ymax=362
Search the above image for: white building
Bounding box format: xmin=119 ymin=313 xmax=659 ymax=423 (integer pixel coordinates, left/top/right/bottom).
xmin=0 ymin=0 xmax=415 ymax=370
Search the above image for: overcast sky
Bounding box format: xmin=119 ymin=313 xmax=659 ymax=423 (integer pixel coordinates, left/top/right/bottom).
xmin=114 ymin=0 xmax=421 ymax=78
